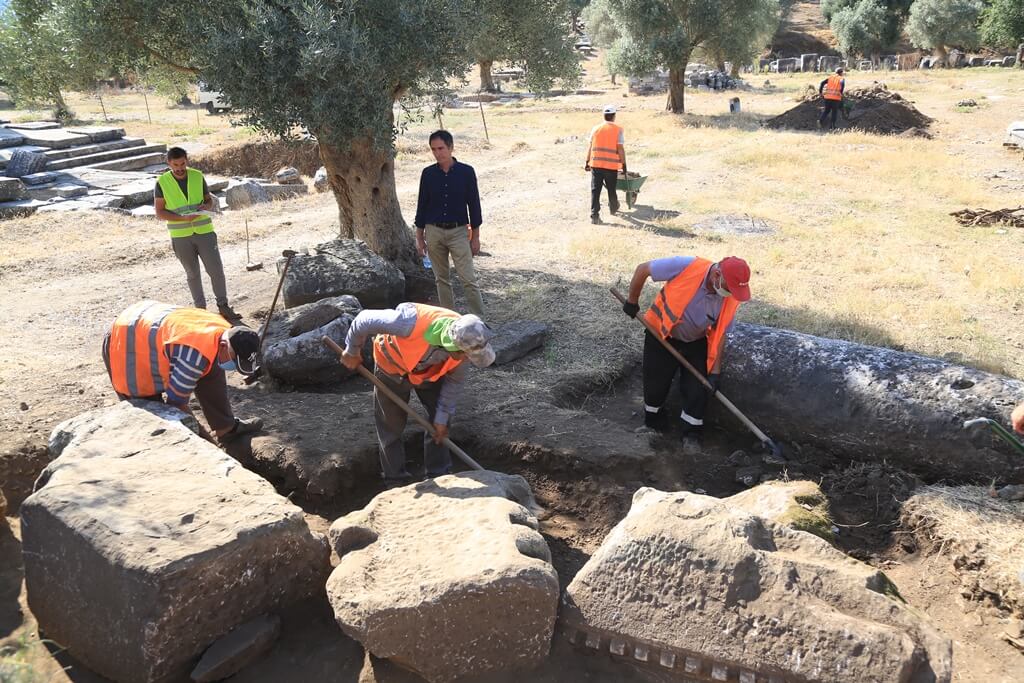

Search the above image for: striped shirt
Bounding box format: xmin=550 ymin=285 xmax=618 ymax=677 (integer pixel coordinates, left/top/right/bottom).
xmin=165 ymin=344 xmax=211 ymax=406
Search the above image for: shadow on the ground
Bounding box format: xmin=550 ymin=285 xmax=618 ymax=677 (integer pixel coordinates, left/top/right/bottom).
xmin=0 ymin=523 xmax=23 ymax=638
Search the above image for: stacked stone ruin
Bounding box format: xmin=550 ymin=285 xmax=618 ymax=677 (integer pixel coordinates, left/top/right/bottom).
xmin=0 ymin=120 xmax=310 ymax=220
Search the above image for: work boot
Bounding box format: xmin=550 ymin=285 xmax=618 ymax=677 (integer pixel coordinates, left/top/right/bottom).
xmin=644 ymin=409 xmax=668 ymax=432
xmin=590 ymin=215 xmax=602 ymax=225
xmin=679 ymin=423 xmax=703 ymax=455
xmin=217 ymin=303 xmax=243 ymax=323
xmin=218 ymin=416 xmax=263 ymax=444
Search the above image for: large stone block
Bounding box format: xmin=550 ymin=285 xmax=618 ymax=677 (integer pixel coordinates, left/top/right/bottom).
xmin=66 ymin=126 xmax=125 ymax=143
xmin=0 ymin=128 xmax=26 ymax=148
xmin=800 ymin=53 xmax=818 ymax=72
xmin=0 ymin=177 xmax=24 ymax=201
xmin=282 ymin=238 xmax=405 ymax=309
xmin=313 ymin=166 xmax=330 ymax=193
xmin=720 ymin=323 xmax=1024 ymax=482
xmin=22 ymin=402 xmax=330 ymax=683
xmin=17 ymin=128 xmax=92 ymax=149
xmin=818 ymin=55 xmax=842 ymax=72
xmin=491 ymin=320 xmax=549 ymax=366
xmin=225 ymin=179 xmax=271 ymax=209
xmin=262 ymin=295 xmax=363 ymax=385
xmin=274 ymin=166 xmax=301 ymax=184
xmin=327 ymin=471 xmax=558 ymax=682
xmin=562 ymin=485 xmax=952 ymax=683
xmin=263 ymin=182 xmax=308 ymax=201
xmin=5 ymin=150 xmax=47 ymax=178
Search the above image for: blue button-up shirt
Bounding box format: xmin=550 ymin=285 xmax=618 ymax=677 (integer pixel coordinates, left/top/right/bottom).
xmin=413 ymin=158 xmax=483 ymax=230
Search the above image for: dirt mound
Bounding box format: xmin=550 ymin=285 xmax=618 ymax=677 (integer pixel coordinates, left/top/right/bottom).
xmin=767 ymin=82 xmax=933 ymax=135
xmin=192 ymin=139 xmax=321 ymax=179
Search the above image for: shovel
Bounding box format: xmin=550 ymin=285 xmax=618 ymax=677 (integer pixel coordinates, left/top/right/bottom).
xmin=321 ymin=335 xmax=484 ymax=472
xmin=611 ymin=288 xmax=785 ymax=464
xmin=963 ymin=417 xmax=1024 ymax=456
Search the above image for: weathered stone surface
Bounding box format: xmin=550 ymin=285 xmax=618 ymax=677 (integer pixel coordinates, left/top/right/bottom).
xmin=0 ymin=199 xmax=44 ymax=218
xmin=263 ymin=182 xmax=308 ymax=201
xmin=313 ymin=166 xmax=330 ymax=192
xmin=0 ymin=144 xmax=46 ymax=168
xmin=1002 ymin=56 xmax=1016 ymax=68
xmin=0 ymin=177 xmax=24 ymax=201
xmin=0 ymin=488 xmax=6 ymax=519
xmin=36 ymin=199 xmax=96 ymax=213
xmin=23 ymin=402 xmax=330 ymax=683
xmin=5 ymin=150 xmax=47 ymax=178
xmin=190 ymin=614 xmax=281 ymax=682
xmin=5 ymin=121 xmax=60 ymax=131
xmin=112 ymin=177 xmax=159 ymax=208
xmin=130 ymin=204 xmax=156 ymax=217
xmin=968 ymin=56 xmax=985 ymax=67
xmin=17 ymin=128 xmax=91 ymax=149
xmin=491 ymin=320 xmax=549 ymax=366
xmin=562 ymin=485 xmax=952 ymax=683
xmin=19 ymin=170 xmax=58 ymax=186
xmin=87 ymin=150 xmax=167 ymax=172
xmin=327 ymin=471 xmax=558 ymax=683
xmin=800 ymin=53 xmax=818 ymax=72
xmin=0 ymin=128 xmax=27 ymax=148
xmin=262 ymin=295 xmax=362 ymax=385
xmin=53 ymin=183 xmax=87 ymax=198
xmin=66 ymin=126 xmax=125 ymax=143
xmin=275 ymin=166 xmax=301 ymax=184
xmin=225 ymin=179 xmax=271 ymax=209
xmin=720 ymin=323 xmax=1024 ymax=482
xmin=283 ymin=238 xmax=405 ymax=309
xmin=818 ymin=55 xmax=842 ymax=72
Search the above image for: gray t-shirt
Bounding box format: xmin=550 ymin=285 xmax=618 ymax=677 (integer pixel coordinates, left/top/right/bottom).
xmin=154 ymin=174 xmax=209 ymax=200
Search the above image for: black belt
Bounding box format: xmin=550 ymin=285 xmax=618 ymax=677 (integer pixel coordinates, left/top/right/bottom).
xmin=431 ymin=221 xmax=465 ymax=229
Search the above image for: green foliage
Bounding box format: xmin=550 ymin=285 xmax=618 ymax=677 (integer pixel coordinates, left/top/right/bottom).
xmin=607 ymin=0 xmax=781 ymax=73
xmin=581 ymin=0 xmax=620 ymax=48
xmin=467 ymin=0 xmax=581 ymax=93
xmin=0 ymin=2 xmax=106 ymax=119
xmin=980 ymin=0 xmax=1024 ymax=49
xmin=138 ymin=63 xmax=193 ymax=106
xmin=831 ymin=0 xmax=888 ymax=57
xmin=907 ymin=0 xmax=983 ymax=52
xmin=822 ymin=0 xmax=911 ymax=49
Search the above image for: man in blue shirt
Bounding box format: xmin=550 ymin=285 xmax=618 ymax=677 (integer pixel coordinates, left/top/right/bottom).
xmin=414 ymin=130 xmax=485 ymax=316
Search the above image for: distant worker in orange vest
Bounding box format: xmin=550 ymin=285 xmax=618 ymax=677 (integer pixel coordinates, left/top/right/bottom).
xmin=584 ymin=104 xmax=627 ymax=224
xmin=621 ymin=256 xmax=751 ymax=452
xmin=340 ymin=303 xmax=497 ymax=487
xmin=818 ymin=67 xmax=845 ymax=130
xmin=102 ymin=300 xmax=265 ymax=443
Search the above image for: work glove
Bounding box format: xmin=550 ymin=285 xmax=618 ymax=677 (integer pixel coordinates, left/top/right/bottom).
xmin=622 ymin=301 xmax=640 ymax=318
xmin=706 ymin=374 xmax=721 ymax=397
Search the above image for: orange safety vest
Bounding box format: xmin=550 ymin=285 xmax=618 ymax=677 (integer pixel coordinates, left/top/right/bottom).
xmin=644 ymin=258 xmax=741 ymax=372
xmin=823 ymin=75 xmax=844 ymax=101
xmin=589 ymin=122 xmax=623 ymax=171
xmin=108 ymin=300 xmax=230 ymax=397
xmin=373 ymin=303 xmax=464 ymax=385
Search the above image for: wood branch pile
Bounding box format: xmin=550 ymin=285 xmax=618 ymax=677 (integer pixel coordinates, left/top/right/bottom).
xmin=950 ymin=206 xmax=1024 ymax=228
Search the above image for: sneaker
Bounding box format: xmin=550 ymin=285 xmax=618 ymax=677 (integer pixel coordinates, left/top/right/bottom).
xmin=218 ymin=416 xmax=263 ymax=443
xmin=217 ymin=303 xmax=243 ymax=323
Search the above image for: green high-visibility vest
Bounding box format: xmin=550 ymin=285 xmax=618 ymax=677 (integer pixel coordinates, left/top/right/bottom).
xmin=158 ymin=168 xmax=214 ymax=238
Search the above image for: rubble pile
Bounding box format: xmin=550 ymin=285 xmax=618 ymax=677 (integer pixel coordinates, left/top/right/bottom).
xmin=767 ymin=82 xmax=932 ymax=135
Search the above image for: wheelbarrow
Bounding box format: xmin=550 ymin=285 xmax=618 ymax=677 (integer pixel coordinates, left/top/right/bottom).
xmin=617 ymin=171 xmax=647 ymax=210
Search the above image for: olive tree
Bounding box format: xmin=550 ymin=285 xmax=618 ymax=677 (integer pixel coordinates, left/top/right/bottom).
xmin=830 ymin=0 xmax=890 ymax=59
xmin=608 ymin=0 xmax=781 ymax=113
xmin=39 ymin=0 xmax=573 ymax=271
xmin=581 ymin=0 xmax=622 ymax=82
xmin=468 ymin=0 xmax=580 ymax=93
xmin=907 ymin=0 xmax=983 ymax=66
xmin=980 ymin=0 xmax=1024 ymax=51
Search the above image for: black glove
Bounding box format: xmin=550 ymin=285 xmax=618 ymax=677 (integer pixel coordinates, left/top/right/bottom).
xmin=622 ymin=301 xmax=640 ymax=318
xmin=706 ymin=374 xmax=721 ymax=396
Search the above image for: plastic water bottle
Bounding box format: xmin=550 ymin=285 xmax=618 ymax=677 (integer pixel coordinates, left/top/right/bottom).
xmin=423 ymin=254 xmax=432 ymax=270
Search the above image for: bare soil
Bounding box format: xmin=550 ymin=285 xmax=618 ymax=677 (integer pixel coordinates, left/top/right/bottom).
xmin=766 ymin=84 xmax=934 ymax=134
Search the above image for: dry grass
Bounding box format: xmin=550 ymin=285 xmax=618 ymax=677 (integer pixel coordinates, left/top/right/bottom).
xmin=902 ymin=484 xmax=1024 ymax=613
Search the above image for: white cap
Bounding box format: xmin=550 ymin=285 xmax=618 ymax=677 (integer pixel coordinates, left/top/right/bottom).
xmin=450 ymin=314 xmax=496 ymax=368
xmin=603 ymin=104 xmax=617 ymax=115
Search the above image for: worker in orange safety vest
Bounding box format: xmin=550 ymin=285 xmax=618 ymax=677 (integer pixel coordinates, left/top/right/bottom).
xmin=584 ymin=104 xmax=627 ymax=225
xmin=621 ymin=256 xmax=751 ymax=453
xmin=818 ymin=67 xmax=846 ymax=130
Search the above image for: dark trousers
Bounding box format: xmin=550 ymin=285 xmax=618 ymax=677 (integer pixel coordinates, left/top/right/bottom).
xmin=642 ymin=331 xmax=709 ymax=434
xmin=819 ymin=100 xmax=841 ymax=129
xmin=590 ymin=168 xmax=619 ymax=218
xmin=101 ymin=332 xmax=235 ymax=431
xmin=372 ymin=367 xmax=451 ymax=481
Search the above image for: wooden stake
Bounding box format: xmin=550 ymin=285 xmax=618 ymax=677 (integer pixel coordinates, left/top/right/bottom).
xmin=97 ymin=92 xmax=108 ymax=122
xmin=478 ymin=91 xmax=490 ymax=143
xmin=142 ymin=88 xmax=152 ymax=124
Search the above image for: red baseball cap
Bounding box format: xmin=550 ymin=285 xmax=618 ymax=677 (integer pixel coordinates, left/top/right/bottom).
xmin=718 ymin=256 xmax=751 ymax=302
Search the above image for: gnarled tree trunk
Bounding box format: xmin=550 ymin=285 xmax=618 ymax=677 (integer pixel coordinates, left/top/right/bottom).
xmin=666 ymin=65 xmax=686 ymax=113
xmin=934 ymin=45 xmax=948 ymax=68
xmin=317 ymin=131 xmax=420 ymax=277
xmin=479 ymin=60 xmax=496 ymax=92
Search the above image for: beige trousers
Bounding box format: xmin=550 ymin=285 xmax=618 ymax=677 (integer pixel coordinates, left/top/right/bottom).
xmin=424 ymin=224 xmax=484 ymax=316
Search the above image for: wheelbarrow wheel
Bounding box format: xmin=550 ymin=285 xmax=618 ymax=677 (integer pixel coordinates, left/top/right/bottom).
xmin=626 ymin=191 xmax=638 ymax=210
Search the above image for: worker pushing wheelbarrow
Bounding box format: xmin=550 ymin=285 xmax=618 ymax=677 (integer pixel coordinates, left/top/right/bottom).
xmin=585 ymin=104 xmax=648 ymax=221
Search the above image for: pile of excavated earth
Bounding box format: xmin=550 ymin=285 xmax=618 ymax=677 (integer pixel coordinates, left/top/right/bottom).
xmin=0 ymin=121 xmax=311 ymax=219
xmin=765 ymin=83 xmax=933 ymax=135
xmin=11 ymin=239 xmax=1024 ymax=682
